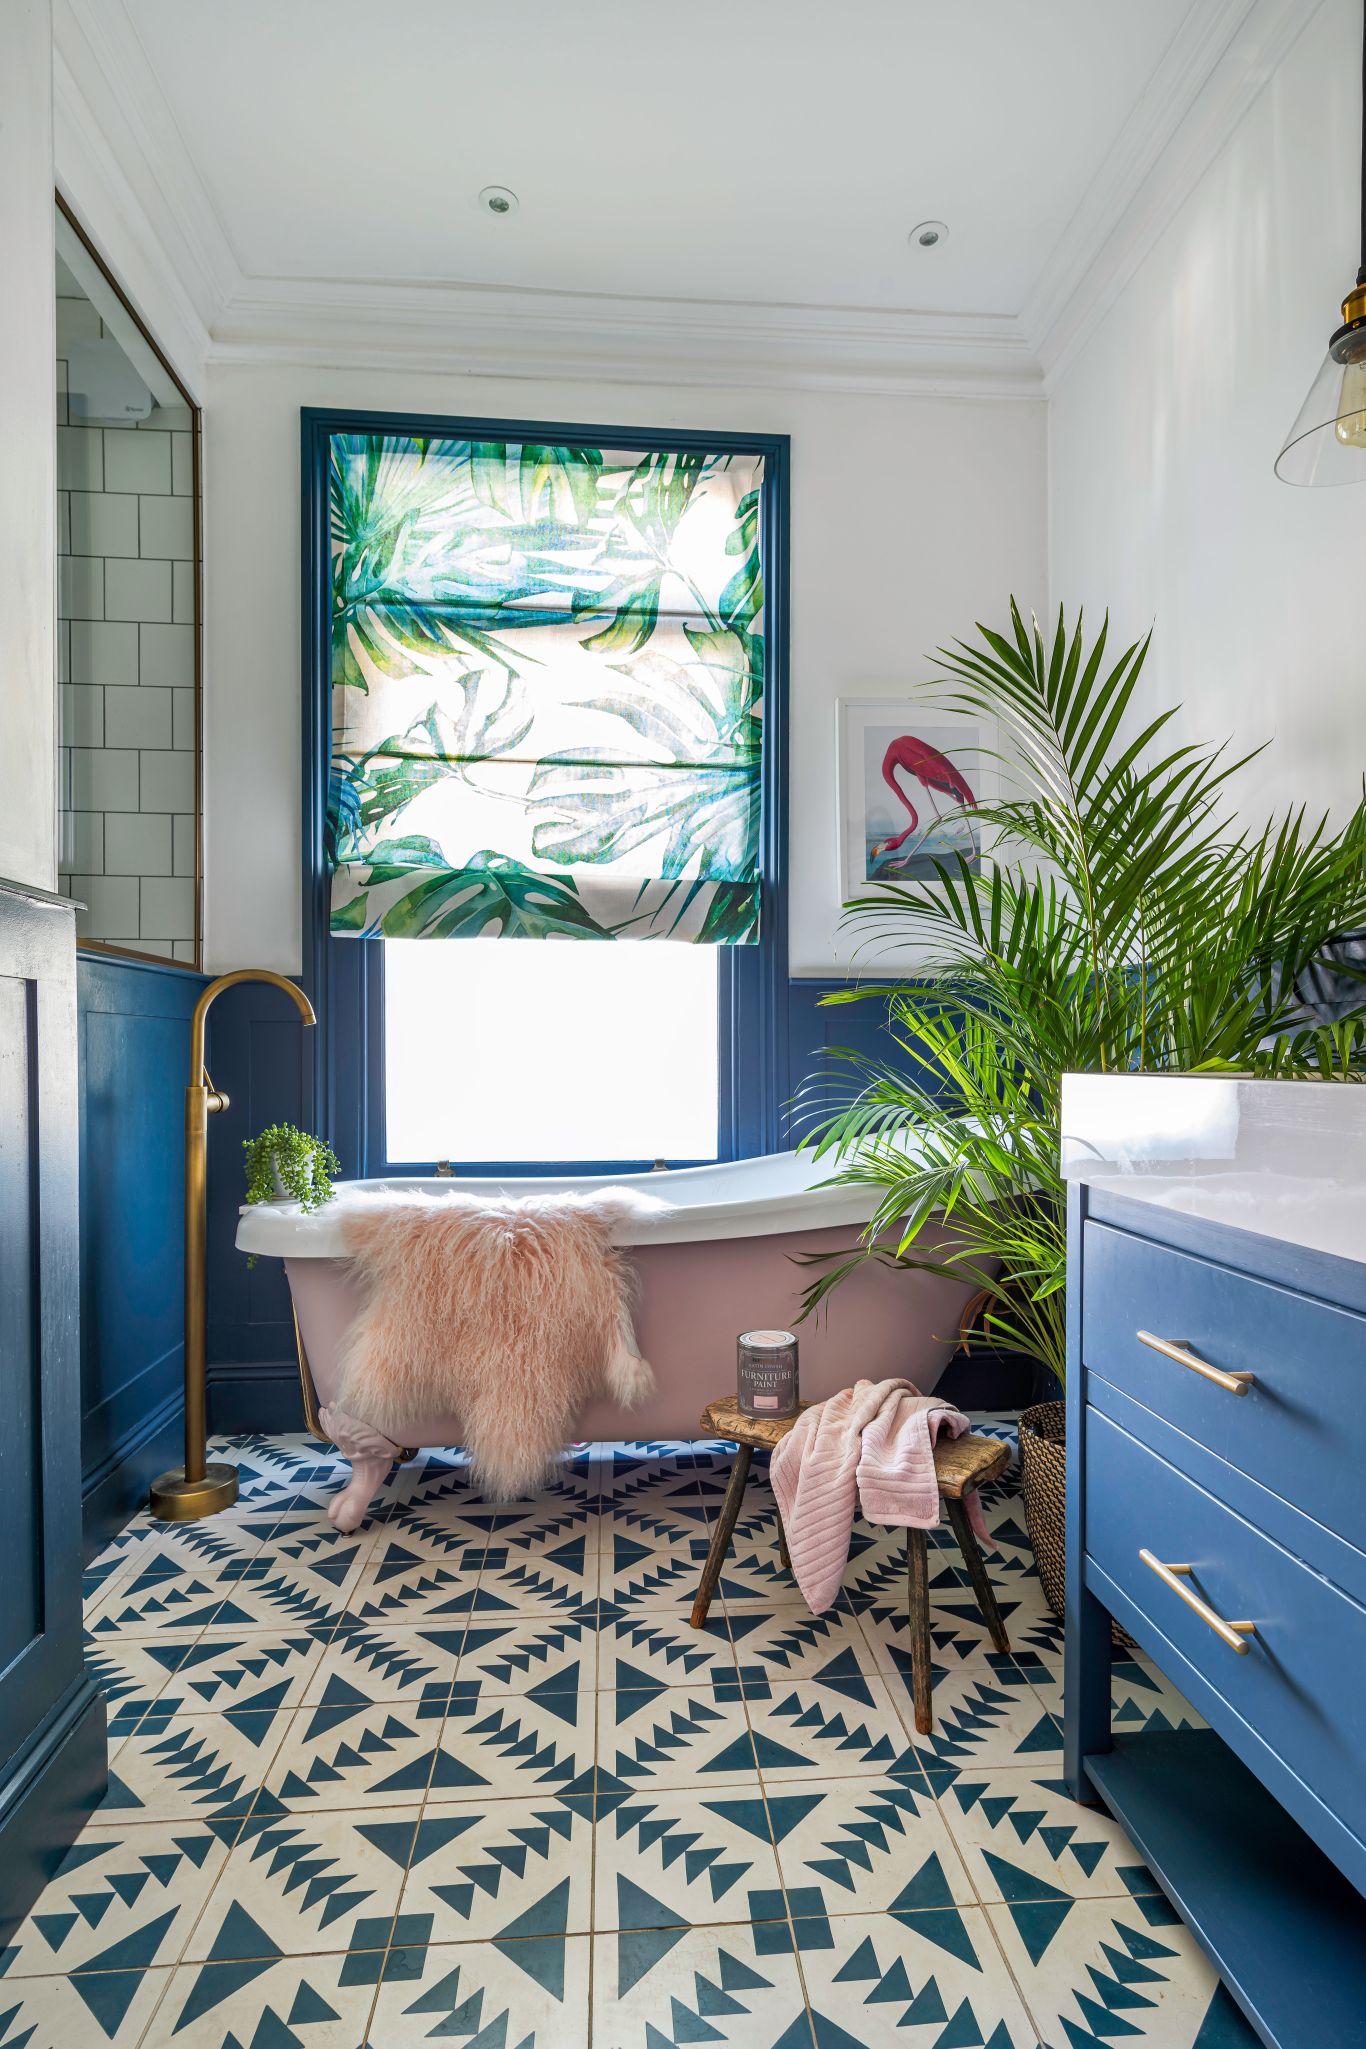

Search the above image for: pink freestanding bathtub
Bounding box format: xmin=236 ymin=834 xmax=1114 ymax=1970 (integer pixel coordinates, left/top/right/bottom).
xmin=235 ymin=1151 xmax=975 ymax=1524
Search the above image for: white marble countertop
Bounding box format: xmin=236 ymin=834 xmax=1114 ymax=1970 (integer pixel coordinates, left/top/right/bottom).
xmin=1060 ymin=1074 xmax=1366 ymax=1265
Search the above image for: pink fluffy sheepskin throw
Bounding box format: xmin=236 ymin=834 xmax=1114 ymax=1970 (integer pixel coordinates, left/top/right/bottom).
xmin=334 ymin=1189 xmax=659 ymax=1498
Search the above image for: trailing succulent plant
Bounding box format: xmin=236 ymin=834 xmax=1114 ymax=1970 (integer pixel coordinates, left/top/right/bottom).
xmin=242 ymin=1123 xmax=340 ymax=1212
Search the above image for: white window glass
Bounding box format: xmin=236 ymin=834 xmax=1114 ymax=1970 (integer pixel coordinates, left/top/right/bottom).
xmin=384 ymin=939 xmax=719 ymax=1164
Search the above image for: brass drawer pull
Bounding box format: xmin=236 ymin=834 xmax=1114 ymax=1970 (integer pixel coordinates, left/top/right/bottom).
xmin=1139 ymin=1548 xmax=1256 ymax=1654
xmin=1137 ymin=1330 xmax=1254 ymax=1396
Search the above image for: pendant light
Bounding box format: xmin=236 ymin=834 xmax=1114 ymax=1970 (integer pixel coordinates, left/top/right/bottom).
xmin=1276 ymin=1 xmax=1366 ymax=484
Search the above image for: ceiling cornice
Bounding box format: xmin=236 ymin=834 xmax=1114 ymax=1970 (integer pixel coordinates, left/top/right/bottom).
xmin=210 ymin=277 xmax=1044 ymax=400
xmin=1027 ymin=0 xmax=1324 ymax=387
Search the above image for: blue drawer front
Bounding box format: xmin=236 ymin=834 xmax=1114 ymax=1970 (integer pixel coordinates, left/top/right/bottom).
xmin=1081 ymin=1219 xmax=1366 ymax=1545
xmin=1084 ymin=1407 xmax=1366 ymax=1862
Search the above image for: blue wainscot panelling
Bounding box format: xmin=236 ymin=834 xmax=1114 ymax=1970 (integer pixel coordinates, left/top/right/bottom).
xmin=77 ymin=951 xmax=205 ymax=1553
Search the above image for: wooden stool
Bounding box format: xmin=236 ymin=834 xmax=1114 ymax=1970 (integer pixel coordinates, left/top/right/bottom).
xmin=691 ymin=1395 xmax=1011 ymax=1736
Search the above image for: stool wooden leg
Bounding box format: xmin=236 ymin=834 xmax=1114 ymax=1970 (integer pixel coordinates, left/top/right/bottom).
xmin=691 ymin=1444 xmax=752 ymax=1629
xmin=906 ymin=1527 xmax=933 ymax=1736
xmin=775 ymin=1506 xmax=791 ymax=1572
xmin=946 ymin=1495 xmax=1010 ymax=1654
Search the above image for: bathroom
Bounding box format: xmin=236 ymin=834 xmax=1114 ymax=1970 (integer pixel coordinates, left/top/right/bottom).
xmin=3 ymin=2 xmax=1366 ymax=2043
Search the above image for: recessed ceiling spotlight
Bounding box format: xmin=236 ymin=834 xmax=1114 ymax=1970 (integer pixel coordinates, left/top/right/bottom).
xmin=478 ymin=185 xmax=519 ymax=218
xmin=909 ymin=220 xmax=948 ymax=249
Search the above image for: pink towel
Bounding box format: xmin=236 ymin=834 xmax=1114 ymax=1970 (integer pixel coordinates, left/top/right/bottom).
xmin=769 ymin=1378 xmax=989 ymax=1614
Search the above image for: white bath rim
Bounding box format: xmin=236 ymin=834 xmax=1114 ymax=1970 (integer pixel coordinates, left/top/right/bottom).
xmin=235 ymin=1147 xmax=890 ymax=1258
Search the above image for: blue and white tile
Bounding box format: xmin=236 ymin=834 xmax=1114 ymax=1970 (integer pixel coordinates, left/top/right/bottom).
xmin=726 ymin=1603 xmax=885 ymax=1697
xmin=796 ymin=1905 xmax=1040 ymax=2047
xmin=987 ymin=1894 xmax=1260 ymax=2048
xmin=97 ymin=1707 xmax=290 ymax=1826
xmin=598 ymin=1685 xmax=763 ymax=1791
xmin=453 ymin=1611 xmax=601 ymax=1697
xmin=85 ymin=1563 xmax=244 ymax=1640
xmin=368 ymin=1929 xmax=591 ymax=2047
xmin=438 ymin=1685 xmax=597 ymax=1797
xmin=594 ymin=1786 xmax=783 ymax=1934
xmin=0 ymin=1963 xmax=174 ymax=2047
xmin=303 ymin=1615 xmax=468 ymax=1707
xmin=83 ymin=1630 xmax=200 ymax=1747
xmin=127 ymin=1627 xmax=331 ymax=1726
xmin=883 ymin=1659 xmax=1065 ymax=1776
xmin=395 ymin=1794 xmax=593 ymax=1942
xmin=1031 ymin=1655 xmax=1208 ymax=1739
xmin=150 ymin=1946 xmax=377 ymax=2047
xmin=479 ymin=1533 xmax=601 ymax=1613
xmin=361 ymin=1503 xmax=498 ymax=1566
xmin=263 ymin=1693 xmax=449 ymax=1809
xmin=711 ymin=1540 xmax=802 ymax=1609
xmin=595 ymin=1606 xmax=738 ymax=1697
xmin=592 ymin=1919 xmax=807 ymax=2049
xmin=0 ymin=1821 xmax=226 ymax=1980
xmin=599 ymin=1532 xmax=712 ymax=1610
xmin=188 ymin=1553 xmax=365 ymax=1634
xmin=344 ymin=1549 xmax=485 ymax=1627
xmin=746 ymin=1677 xmax=927 ymax=1785
xmin=856 ymin=1596 xmax=1044 ymax=1684
xmin=937 ymin=1766 xmax=1160 ymax=1906
xmin=770 ymin=1780 xmax=973 ymax=1916
xmin=182 ymin=1806 xmax=417 ymax=1961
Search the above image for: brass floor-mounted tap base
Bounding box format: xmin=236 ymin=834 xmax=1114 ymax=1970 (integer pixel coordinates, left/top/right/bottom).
xmin=150 ymin=1462 xmax=240 ymax=1519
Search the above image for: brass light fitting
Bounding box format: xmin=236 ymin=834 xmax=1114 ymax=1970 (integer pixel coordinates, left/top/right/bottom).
xmin=150 ymin=969 xmax=317 ymax=1521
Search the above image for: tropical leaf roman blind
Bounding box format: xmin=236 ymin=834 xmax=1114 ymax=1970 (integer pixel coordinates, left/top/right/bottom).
xmin=326 ymin=433 xmax=766 ymax=940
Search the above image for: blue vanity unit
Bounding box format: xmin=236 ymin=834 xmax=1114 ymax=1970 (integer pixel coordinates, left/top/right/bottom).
xmin=1062 ymin=1074 xmax=1366 ymax=2049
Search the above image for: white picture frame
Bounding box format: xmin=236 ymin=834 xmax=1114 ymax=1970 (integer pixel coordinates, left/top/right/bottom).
xmin=836 ymin=698 xmax=995 ymax=905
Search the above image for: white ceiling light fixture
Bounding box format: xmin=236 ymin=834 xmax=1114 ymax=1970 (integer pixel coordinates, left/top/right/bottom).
xmin=909 ymin=220 xmax=949 ymax=249
xmin=1275 ymin=1 xmax=1366 ymax=485
xmin=477 ymin=185 xmax=519 ymax=218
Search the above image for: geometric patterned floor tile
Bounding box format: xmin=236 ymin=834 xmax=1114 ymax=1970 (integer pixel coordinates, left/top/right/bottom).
xmin=439 ymin=1685 xmax=598 ymax=1796
xmin=599 ymin=1536 xmax=713 ymax=1611
xmin=263 ymin=1697 xmax=451 ymax=1808
xmin=770 ymin=1778 xmax=975 ymax=1915
xmin=148 ymin=1947 xmax=378 ymax=2047
xmin=396 ymin=1793 xmax=594 ymax=1942
xmin=479 ymin=1537 xmax=603 ymax=1613
xmin=192 ymin=1554 xmax=369 ymax=1633
xmin=595 ymin=1607 xmax=738 ymax=1696
xmin=593 ymin=1787 xmax=784 ymax=1932
xmin=302 ymin=1618 xmax=468 ymax=1709
xmin=598 ymin=1688 xmax=772 ymax=1791
xmin=0 ymin=1821 xmax=226 ymax=1979
xmin=85 ymin=1566 xmax=245 ymax=1641
xmin=345 ymin=1552 xmax=485 ymax=1627
xmin=986 ymin=1894 xmax=1261 ymax=2047
xmin=591 ymin=1919 xmax=808 ymax=2048
xmin=131 ymin=1628 xmax=332 ymax=1726
xmin=0 ymin=1964 xmax=174 ymax=2048
xmin=745 ymin=1678 xmax=930 ymax=1785
xmin=1031 ymin=1658 xmax=1209 ymax=1739
xmin=937 ymin=1768 xmax=1160 ymax=1906
xmin=83 ymin=1633 xmax=196 ymax=1746
xmin=454 ymin=1612 xmax=602 ymax=1697
xmin=182 ymin=1806 xmax=418 ymax=1960
xmin=727 ymin=1605 xmax=884 ymax=1694
xmin=882 ymin=1661 xmax=1065 ymax=1777
xmin=796 ymin=1907 xmax=1040 ymax=2047
xmin=367 ymin=1931 xmax=591 ymax=2047
xmin=96 ymin=1709 xmax=292 ymax=1825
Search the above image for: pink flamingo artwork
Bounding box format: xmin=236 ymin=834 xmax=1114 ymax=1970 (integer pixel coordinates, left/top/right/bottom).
xmin=867 ymin=733 xmax=978 ymax=877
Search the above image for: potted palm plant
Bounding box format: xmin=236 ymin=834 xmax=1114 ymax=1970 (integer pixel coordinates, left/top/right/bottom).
xmin=801 ymin=602 xmax=1366 ymax=1620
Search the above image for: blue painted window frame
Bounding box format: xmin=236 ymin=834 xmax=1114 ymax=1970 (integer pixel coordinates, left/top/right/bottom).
xmin=300 ymin=406 xmax=790 ymax=1177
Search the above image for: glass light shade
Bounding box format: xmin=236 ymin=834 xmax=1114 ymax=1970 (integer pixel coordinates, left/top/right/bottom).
xmin=1275 ymin=320 xmax=1366 ymax=484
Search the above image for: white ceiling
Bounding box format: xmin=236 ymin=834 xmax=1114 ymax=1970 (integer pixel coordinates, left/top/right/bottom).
xmin=121 ymin=0 xmax=1193 ymax=316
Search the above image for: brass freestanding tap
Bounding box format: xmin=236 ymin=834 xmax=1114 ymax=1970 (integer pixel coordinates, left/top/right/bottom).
xmin=150 ymin=969 xmax=317 ymax=1521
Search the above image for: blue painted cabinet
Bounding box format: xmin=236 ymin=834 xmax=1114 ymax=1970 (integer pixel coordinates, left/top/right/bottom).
xmin=1065 ymin=1181 xmax=1366 ymax=2048
xmin=0 ymin=886 xmax=106 ymax=1937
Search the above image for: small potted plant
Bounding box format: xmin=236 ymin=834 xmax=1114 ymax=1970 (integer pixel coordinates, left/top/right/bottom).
xmin=243 ymin=1122 xmax=340 ymax=1212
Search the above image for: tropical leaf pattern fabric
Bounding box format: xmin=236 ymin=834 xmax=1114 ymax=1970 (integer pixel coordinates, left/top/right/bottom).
xmin=327 ymin=433 xmax=766 ymax=939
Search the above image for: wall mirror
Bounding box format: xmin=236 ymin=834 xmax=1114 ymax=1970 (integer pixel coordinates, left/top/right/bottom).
xmin=55 ymin=198 xmax=201 ymax=965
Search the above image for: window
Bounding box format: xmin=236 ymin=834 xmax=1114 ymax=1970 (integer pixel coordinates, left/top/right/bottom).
xmin=384 ymin=939 xmax=719 ymax=1165
xmin=302 ymin=411 xmax=789 ymax=1172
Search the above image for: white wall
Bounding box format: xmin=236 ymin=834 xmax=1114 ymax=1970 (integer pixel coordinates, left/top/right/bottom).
xmin=0 ymin=0 xmax=57 ymax=894
xmin=1050 ymin=0 xmax=1366 ymax=829
xmin=202 ymin=363 xmax=1045 ymax=975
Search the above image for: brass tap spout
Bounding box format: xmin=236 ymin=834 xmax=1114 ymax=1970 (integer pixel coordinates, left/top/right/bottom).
xmin=151 ymin=970 xmax=318 ymax=1522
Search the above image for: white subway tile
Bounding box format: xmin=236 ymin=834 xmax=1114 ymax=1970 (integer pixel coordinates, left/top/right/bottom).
xmin=139 ymin=493 xmax=194 ymax=559
xmin=139 ymin=876 xmax=194 ymax=941
xmin=171 ymin=431 xmax=194 ymax=496
xmin=105 ymin=813 xmax=173 ymax=876
xmin=172 ymin=940 xmax=199 ymax=963
xmin=70 ymin=490 xmax=141 ymax=558
xmin=67 ymin=813 xmax=104 ymax=874
xmin=104 ymin=428 xmax=171 ymax=495
xmin=142 ymin=402 xmax=192 ymax=433
xmin=59 ymin=556 xmax=104 ymax=621
xmin=74 ymin=875 xmax=140 ymax=939
xmin=57 ymin=490 xmax=70 ymax=555
xmin=105 ymin=685 xmax=172 ymax=749
xmin=172 ymin=688 xmax=196 ymax=752
xmin=138 ymin=623 xmax=194 ymax=689
xmin=70 ymin=620 xmax=138 ymax=688
xmin=70 ymin=748 xmax=139 ymax=812
xmin=139 ymin=750 xmax=194 ymax=811
xmin=173 ymin=813 xmax=197 ymax=876
xmin=57 ymin=427 xmax=103 ymax=491
xmin=105 ymin=557 xmax=172 ymax=623
xmin=57 ymin=619 xmax=70 ymax=684
xmin=172 ymin=559 xmax=196 ymax=624
xmin=59 ymin=683 xmax=104 ymax=748
xmin=137 ymin=936 xmax=179 ymax=961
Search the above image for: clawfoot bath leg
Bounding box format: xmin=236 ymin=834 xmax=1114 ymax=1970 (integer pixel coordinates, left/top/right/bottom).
xmin=318 ymin=1404 xmax=404 ymax=1532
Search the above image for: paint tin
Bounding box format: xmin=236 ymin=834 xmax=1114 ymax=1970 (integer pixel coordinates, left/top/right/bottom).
xmin=737 ymin=1329 xmax=799 ymax=1419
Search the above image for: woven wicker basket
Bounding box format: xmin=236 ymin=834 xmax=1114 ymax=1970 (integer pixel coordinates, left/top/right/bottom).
xmin=1018 ymin=1400 xmax=1133 ymax=1648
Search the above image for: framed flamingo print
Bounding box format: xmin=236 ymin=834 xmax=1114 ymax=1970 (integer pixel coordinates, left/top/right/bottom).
xmin=836 ymin=699 xmax=993 ymax=902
